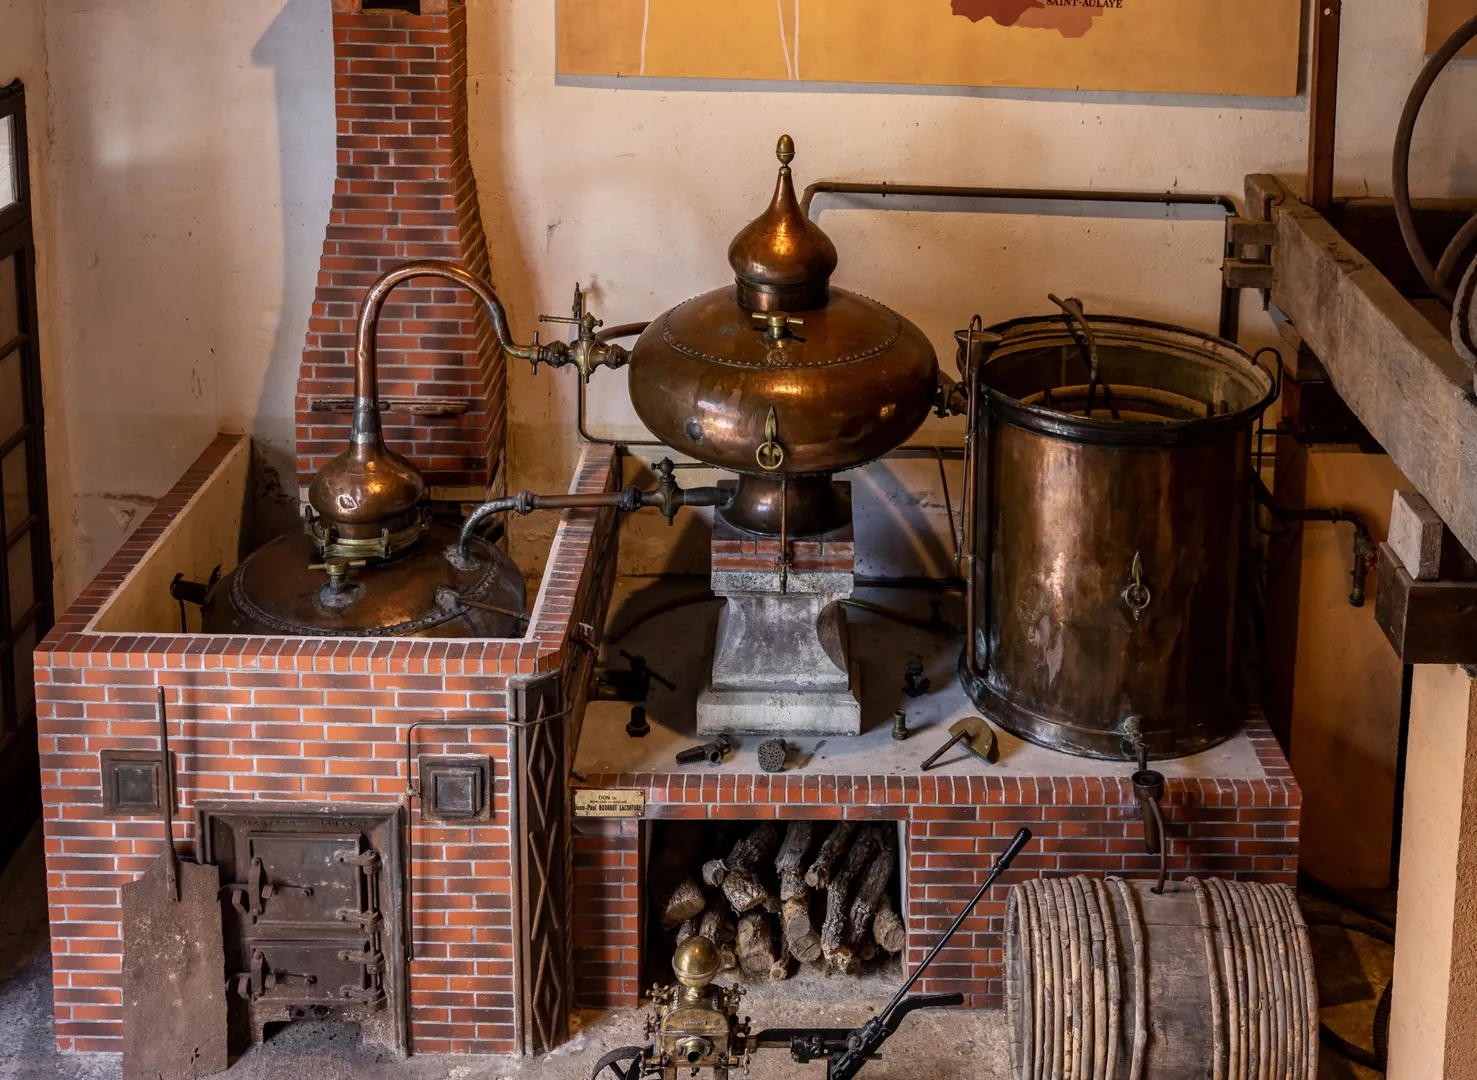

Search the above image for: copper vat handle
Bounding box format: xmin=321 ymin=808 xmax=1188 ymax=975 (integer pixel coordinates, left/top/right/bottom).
xmin=1122 ymin=551 xmax=1152 ymax=621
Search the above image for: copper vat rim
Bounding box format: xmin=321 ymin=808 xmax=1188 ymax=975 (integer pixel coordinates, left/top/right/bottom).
xmin=977 ymin=314 xmax=1278 ymax=448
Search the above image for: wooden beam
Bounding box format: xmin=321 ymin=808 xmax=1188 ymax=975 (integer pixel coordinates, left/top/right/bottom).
xmin=1246 ymin=174 xmax=1477 ymax=559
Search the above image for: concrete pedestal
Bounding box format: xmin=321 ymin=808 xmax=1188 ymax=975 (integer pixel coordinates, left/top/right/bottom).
xmin=696 ymin=503 xmax=862 ymax=736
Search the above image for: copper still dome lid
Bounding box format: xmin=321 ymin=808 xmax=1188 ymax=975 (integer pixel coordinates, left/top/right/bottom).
xmin=627 ymin=137 xmax=939 ymax=537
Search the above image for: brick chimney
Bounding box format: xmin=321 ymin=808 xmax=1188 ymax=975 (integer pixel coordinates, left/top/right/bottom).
xmin=296 ymin=0 xmax=504 ymax=492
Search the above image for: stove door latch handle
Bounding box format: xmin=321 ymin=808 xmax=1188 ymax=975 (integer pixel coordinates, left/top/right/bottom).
xmin=229 ymin=950 xmax=318 ymax=1002
xmin=335 ymin=849 xmax=381 ymax=871
xmin=221 ymin=856 xmax=314 ymax=919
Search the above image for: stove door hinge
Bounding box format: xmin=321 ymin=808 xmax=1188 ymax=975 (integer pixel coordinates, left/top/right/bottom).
xmin=336 ymin=907 xmax=384 ymax=934
xmin=338 ymin=983 xmax=388 ymax=1008
xmin=338 ymin=943 xmax=387 ymax=1009
xmin=335 ymin=849 xmax=381 ymax=871
xmin=1222 ymin=215 xmax=1277 ymax=296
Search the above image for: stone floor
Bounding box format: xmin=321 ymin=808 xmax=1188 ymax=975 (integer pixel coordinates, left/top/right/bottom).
xmin=0 ymin=818 xmax=1393 ymax=1080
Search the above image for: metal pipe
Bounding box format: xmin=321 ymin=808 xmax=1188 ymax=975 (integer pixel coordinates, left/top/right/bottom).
xmin=800 ymin=181 xmax=1243 ymax=343
xmin=352 ymin=261 xmax=543 ymax=449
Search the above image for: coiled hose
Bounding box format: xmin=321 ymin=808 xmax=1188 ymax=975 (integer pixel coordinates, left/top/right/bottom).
xmin=1393 ymin=13 xmax=1477 ymax=307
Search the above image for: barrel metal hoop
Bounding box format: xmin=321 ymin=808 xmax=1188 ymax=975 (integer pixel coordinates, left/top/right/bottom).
xmin=1190 ymin=878 xmax=1227 ymax=1080
xmin=1107 ymin=878 xmax=1147 ymax=1080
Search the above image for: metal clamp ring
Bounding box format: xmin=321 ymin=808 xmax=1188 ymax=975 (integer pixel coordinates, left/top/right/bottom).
xmin=755 ymin=441 xmax=785 ymax=471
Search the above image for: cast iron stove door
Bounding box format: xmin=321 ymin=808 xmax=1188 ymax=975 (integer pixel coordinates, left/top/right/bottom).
xmin=199 ymin=807 xmax=404 ymax=1054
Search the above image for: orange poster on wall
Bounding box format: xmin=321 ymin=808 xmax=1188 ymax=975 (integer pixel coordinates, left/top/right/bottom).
xmin=1426 ymin=0 xmax=1477 ymax=55
xmin=556 ymin=0 xmax=1303 ymax=97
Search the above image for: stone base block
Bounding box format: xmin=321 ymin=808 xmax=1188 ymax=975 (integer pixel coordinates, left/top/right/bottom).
xmin=696 ymin=657 xmax=862 ymax=735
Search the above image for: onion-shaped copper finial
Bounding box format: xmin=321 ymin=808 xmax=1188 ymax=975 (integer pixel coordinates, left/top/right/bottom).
xmin=726 ymin=135 xmax=837 ymax=313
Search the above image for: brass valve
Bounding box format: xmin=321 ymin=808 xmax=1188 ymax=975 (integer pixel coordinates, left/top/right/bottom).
xmin=536 ymin=283 xmax=632 ymax=382
xmin=751 ymin=309 xmax=803 ymax=343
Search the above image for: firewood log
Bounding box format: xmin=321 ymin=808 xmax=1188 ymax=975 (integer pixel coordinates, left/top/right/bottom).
xmin=858 ymin=939 xmax=877 ymax=963
xmin=774 ymin=820 xmax=814 ymax=872
xmin=718 ymin=944 xmax=738 ymax=971
xmin=779 ymin=866 xmax=806 ymax=902
xmin=846 ymin=835 xmax=896 ymax=949
xmin=699 ymin=905 xmax=735 ymax=945
xmin=727 ymin=822 xmax=781 ymax=872
xmin=676 ymin=918 xmax=697 ymax=946
xmin=873 ymin=896 xmax=906 ymax=954
xmin=783 ymin=893 xmax=822 ymax=963
xmin=736 ymin=912 xmax=779 ymax=977
xmin=805 ymin=822 xmax=858 ymax=889
xmin=762 ymin=896 xmax=783 ymax=915
xmin=769 ymin=956 xmax=791 ymax=981
xmin=720 ymin=867 xmax=769 ymax=913
xmin=701 ymin=859 xmax=727 ymax=888
xmin=661 ymin=876 xmax=706 ymax=928
xmin=821 ymin=828 xmax=879 ymax=970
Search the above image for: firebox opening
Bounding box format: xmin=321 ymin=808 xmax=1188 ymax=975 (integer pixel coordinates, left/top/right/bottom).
xmin=643 ymin=819 xmax=907 ymax=998
xmin=363 ymin=0 xmax=421 ymax=13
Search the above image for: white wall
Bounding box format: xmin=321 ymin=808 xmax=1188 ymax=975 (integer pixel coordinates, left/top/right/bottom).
xmin=20 ymin=0 xmax=1477 ymax=599
xmin=34 ymin=0 xmax=336 ymax=604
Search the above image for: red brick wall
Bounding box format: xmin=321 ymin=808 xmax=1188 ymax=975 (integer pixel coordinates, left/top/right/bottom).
xmin=35 ymin=435 xmax=619 ymax=1054
xmin=296 ymin=0 xmax=505 ymax=489
xmin=571 ymin=721 xmax=1299 ymax=1010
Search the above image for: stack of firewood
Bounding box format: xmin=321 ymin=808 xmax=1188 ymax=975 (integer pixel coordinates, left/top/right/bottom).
xmin=652 ymin=821 xmax=907 ymax=980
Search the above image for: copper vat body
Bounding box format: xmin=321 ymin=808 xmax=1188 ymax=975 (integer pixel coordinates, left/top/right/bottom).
xmin=960 ymin=316 xmax=1276 ymax=760
xmin=627 ymin=137 xmax=939 ymax=537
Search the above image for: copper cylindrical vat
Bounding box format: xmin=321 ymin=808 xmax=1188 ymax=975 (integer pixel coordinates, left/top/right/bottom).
xmin=959 ymin=316 xmax=1276 ymax=759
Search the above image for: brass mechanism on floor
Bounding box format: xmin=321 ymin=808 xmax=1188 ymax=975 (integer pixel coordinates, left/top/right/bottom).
xmin=591 ymin=829 xmax=1031 ymax=1080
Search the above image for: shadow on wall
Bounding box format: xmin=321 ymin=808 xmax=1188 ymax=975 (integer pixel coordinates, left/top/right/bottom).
xmin=252 ymin=0 xmax=336 ymax=544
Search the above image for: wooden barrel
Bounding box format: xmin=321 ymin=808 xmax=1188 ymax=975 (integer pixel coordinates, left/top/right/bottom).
xmin=1005 ymin=877 xmax=1318 ymax=1080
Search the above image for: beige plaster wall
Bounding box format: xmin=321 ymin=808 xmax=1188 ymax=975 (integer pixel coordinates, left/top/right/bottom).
xmin=1387 ymin=664 xmax=1476 ymax=1079
xmin=14 ymin=0 xmax=1477 ymax=601
xmin=1287 ymin=448 xmax=1411 ymax=889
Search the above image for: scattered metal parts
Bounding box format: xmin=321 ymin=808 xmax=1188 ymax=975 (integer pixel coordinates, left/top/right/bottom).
xmin=595 ymin=649 xmax=677 ymax=702
xmin=902 ymin=659 xmax=930 ymax=698
xmin=757 ymin=739 xmax=788 ymax=773
xmin=676 ymin=733 xmax=733 ymax=766
xmin=626 ymin=706 xmax=650 ymax=738
xmin=891 ymin=711 xmax=909 ymax=741
xmin=920 ymin=716 xmax=999 ymax=770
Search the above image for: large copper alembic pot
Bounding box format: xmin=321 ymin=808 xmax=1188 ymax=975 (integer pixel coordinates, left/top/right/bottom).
xmin=201 ymin=264 xmax=529 ymax=637
xmin=958 ymin=309 xmax=1276 ymax=760
xmin=626 ymin=137 xmax=940 ymax=537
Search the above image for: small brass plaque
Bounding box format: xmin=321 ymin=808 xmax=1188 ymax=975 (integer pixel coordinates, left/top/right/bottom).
xmin=573 ymin=789 xmax=645 ymax=818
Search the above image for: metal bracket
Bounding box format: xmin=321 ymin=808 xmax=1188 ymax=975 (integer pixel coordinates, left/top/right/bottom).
xmin=1223 ymin=216 xmax=1276 ymax=292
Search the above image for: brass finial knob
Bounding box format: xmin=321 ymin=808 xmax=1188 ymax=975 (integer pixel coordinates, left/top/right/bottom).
xmin=672 ymin=936 xmax=720 ymax=989
xmin=776 ymin=134 xmax=795 ymax=170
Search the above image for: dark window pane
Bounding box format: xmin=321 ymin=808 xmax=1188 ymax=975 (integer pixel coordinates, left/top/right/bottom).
xmin=0 ymin=351 xmax=19 ymax=443
xmin=1 ymin=443 xmax=27 ymax=534
xmin=11 ymin=619 xmax=36 ymax=723
xmin=0 ymin=254 xmax=16 ymax=343
xmin=7 ymin=529 xmax=33 ymax=626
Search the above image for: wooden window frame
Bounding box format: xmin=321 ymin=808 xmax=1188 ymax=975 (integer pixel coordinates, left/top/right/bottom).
xmin=0 ymin=78 xmax=53 ymax=867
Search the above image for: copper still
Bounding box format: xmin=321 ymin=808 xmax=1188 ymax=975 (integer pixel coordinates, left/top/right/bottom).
xmin=624 ymin=136 xmax=940 ymax=537
xmin=958 ymin=308 xmax=1276 ymax=759
xmin=200 ymin=265 xmax=533 ymax=638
